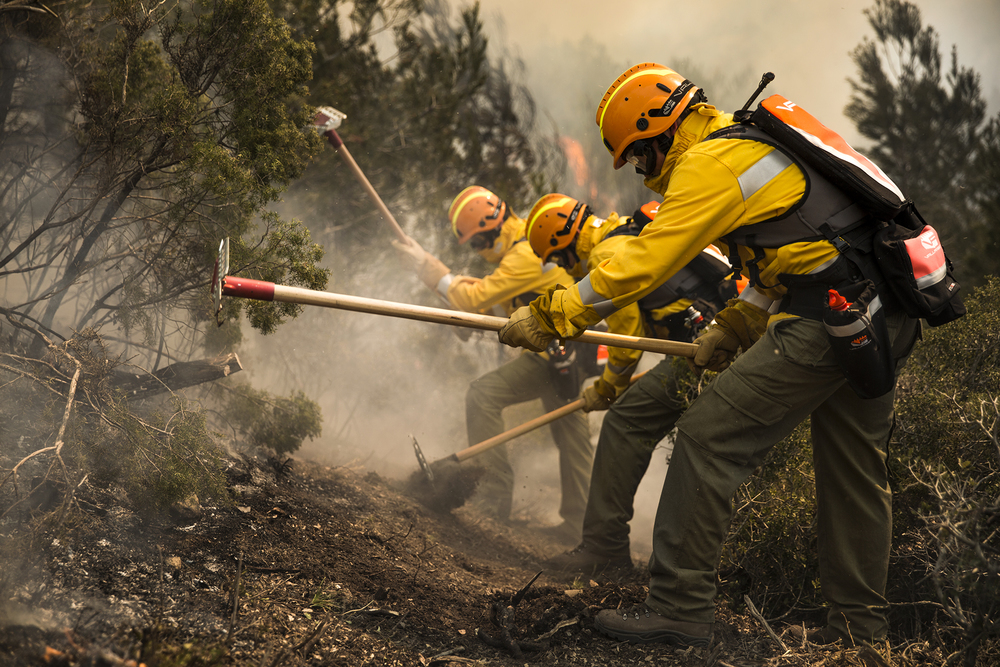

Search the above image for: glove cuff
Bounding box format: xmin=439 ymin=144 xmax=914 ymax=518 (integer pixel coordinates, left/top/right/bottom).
xmin=529 ymin=286 xmax=566 ymax=337
xmin=730 ymin=297 xmax=771 ymax=323
xmin=715 ymin=297 xmax=771 ymax=350
xmin=417 ymin=255 xmax=450 ymax=292
xmin=592 ymin=377 xmax=620 ymax=400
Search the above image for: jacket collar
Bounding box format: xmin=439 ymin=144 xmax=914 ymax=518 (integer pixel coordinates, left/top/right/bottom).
xmin=643 ymin=104 xmax=732 ymax=194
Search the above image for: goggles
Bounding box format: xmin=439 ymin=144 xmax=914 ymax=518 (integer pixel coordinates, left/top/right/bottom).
xmin=547 ymin=246 xmax=579 ymax=270
xmin=622 ymin=139 xmax=656 ymax=176
xmin=469 ymin=227 xmax=500 ymax=251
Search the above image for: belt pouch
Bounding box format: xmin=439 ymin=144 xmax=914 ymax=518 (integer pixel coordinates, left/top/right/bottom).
xmin=823 ymin=280 xmax=896 ymax=399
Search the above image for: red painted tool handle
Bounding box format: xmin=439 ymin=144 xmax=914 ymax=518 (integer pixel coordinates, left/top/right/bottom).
xmin=221 ymin=279 xmax=698 ymax=358
xmin=325 ymin=128 xmax=344 ymax=149
xmin=222 ymin=276 xmax=275 ymax=301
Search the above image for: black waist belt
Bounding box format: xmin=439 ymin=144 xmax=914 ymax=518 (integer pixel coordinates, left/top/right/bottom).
xmin=779 ymin=285 xmax=830 ymax=321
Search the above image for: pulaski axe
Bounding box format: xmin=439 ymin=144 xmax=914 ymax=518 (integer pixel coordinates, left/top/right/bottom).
xmin=407 ymin=370 xmax=649 ymax=513
xmin=311 ymin=106 xmax=409 ymax=243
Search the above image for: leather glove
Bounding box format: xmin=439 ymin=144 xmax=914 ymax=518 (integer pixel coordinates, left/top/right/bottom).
xmin=582 ymin=361 xmax=636 ymax=411
xmin=688 ymin=297 xmax=771 ymax=373
xmin=581 ymin=378 xmax=618 ymax=412
xmin=498 ymin=306 xmax=555 ymax=352
xmin=391 ymin=237 xmax=450 ymax=292
xmin=391 ymin=236 xmax=427 ymax=271
xmin=688 ymin=325 xmax=740 ymax=373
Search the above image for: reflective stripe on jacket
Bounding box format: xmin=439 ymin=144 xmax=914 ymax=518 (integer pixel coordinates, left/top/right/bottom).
xmin=575 ymin=212 xmax=646 ymax=376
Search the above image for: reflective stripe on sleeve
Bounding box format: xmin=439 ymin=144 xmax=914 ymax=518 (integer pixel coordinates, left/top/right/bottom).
xmin=737 ymin=150 xmax=793 ymax=201
xmin=738 ymin=287 xmax=776 ymax=311
xmin=577 ymin=275 xmax=618 ymax=319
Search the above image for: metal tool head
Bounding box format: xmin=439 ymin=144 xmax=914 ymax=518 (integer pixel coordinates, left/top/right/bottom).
xmin=312 ymin=106 xmax=347 ymax=134
xmin=410 ymin=434 xmax=434 ymax=485
xmin=212 ymin=238 xmax=230 ymax=326
xmin=510 ymin=571 xmax=543 ymax=608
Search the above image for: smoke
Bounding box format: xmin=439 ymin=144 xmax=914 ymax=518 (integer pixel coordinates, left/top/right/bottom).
xmin=468 ymin=0 xmax=1000 ymax=146
xmin=241 ymin=0 xmax=1000 ymax=563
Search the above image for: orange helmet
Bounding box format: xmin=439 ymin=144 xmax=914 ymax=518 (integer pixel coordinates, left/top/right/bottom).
xmin=448 ymin=186 xmax=508 ymax=244
xmin=526 ymin=193 xmax=590 ymax=263
xmin=596 ymin=63 xmax=704 ymax=172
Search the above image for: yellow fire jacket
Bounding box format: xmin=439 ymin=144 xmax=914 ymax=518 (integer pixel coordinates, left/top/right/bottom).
xmin=542 ymin=104 xmax=842 ymax=338
xmin=572 ymin=212 xmax=650 ymax=380
xmin=439 ymin=215 xmax=576 ymax=316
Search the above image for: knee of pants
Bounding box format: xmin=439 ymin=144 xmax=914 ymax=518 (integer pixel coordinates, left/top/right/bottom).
xmin=466 ymin=377 xmax=502 ymax=415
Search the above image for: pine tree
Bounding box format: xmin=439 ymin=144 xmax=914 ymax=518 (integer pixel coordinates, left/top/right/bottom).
xmin=272 ymin=0 xmax=554 ymax=280
xmin=846 ymin=0 xmax=997 ymax=285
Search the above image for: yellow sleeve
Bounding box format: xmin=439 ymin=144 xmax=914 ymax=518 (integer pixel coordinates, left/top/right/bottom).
xmin=546 ymin=145 xmax=806 ymax=337
xmin=602 ymin=304 xmax=643 ymax=379
xmin=586 ymin=236 xmax=643 ymax=374
xmin=447 ymin=241 xmax=574 ymax=314
xmin=588 ymin=152 xmax=750 ymax=312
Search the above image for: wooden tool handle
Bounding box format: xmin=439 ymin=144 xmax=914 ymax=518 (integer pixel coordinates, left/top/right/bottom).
xmin=222 ymin=277 xmax=699 ymax=358
xmin=326 ymin=129 xmax=408 ymax=243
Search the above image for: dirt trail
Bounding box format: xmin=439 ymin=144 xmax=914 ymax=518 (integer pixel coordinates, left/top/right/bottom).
xmin=0 ymin=455 xmax=925 ymax=666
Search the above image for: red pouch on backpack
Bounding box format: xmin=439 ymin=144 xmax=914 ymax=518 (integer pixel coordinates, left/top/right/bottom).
xmin=873 ymin=204 xmax=965 ymax=326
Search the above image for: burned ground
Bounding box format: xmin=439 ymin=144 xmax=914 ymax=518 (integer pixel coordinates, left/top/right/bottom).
xmin=0 ymin=455 xmax=948 ymax=666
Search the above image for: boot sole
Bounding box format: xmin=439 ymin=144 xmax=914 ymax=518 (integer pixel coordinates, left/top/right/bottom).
xmin=594 ymin=617 xmax=710 ymax=648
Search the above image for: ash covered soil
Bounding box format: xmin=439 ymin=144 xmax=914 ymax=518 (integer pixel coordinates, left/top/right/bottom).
xmin=1 ymin=455 xmax=940 ymax=666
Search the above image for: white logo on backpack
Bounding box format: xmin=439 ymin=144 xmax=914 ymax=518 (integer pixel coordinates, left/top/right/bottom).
xmin=920 ymin=228 xmax=940 ymax=253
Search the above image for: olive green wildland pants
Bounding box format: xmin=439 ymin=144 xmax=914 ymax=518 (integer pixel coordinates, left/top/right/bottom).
xmin=465 ymin=351 xmax=593 ymax=531
xmin=581 ymin=358 xmax=690 ymax=559
xmin=644 ymin=312 xmax=919 ymax=644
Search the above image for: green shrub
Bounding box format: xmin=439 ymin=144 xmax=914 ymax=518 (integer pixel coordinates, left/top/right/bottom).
xmin=222 ymin=381 xmax=322 ymax=455
xmin=1 ymin=332 xmax=228 ymax=523
xmin=890 ymin=278 xmax=1000 ymax=662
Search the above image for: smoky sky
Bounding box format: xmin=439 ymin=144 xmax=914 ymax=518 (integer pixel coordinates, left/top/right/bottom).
xmin=456 ymin=0 xmax=1000 ymax=147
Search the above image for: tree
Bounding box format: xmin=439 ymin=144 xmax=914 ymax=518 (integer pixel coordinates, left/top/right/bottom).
xmin=0 ymin=0 xmax=332 ymax=522
xmin=846 ymin=0 xmax=997 ymax=285
xmin=964 ymin=114 xmax=1000 ymax=280
xmin=1 ymin=0 xmax=329 ymax=362
xmin=272 ymin=0 xmax=556 ymax=282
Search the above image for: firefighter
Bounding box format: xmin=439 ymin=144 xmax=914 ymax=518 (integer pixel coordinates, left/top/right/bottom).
xmin=524 ymin=193 xmax=736 ymax=577
xmin=393 ymin=186 xmax=593 ymax=542
xmin=498 ymin=64 xmax=920 ymax=647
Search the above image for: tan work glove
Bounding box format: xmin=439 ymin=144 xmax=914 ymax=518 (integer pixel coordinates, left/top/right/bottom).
xmin=391 ymin=236 xmax=426 ymax=270
xmin=581 ymin=363 xmax=635 ymax=412
xmin=688 ymin=298 xmax=771 ymax=373
xmin=498 ymin=306 xmax=555 ymax=352
xmin=689 ymin=325 xmax=740 ymax=373
xmin=391 ymin=237 xmax=450 ymax=292
xmin=581 ymin=378 xmax=616 ymax=412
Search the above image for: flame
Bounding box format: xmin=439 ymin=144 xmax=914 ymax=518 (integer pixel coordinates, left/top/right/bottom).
xmin=559 ymin=136 xmax=599 ymax=201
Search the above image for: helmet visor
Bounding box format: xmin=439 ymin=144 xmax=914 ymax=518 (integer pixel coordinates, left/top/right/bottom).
xmin=622 ymin=141 xmax=655 ymax=176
